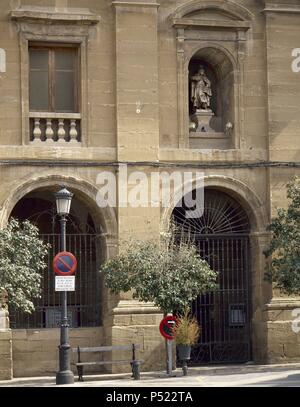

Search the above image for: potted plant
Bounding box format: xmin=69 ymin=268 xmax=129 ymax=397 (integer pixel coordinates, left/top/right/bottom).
xmin=173 ymin=309 xmax=200 ymax=376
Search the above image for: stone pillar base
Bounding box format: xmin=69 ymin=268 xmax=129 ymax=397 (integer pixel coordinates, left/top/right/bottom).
xmin=104 ymin=301 xmax=165 ymax=373
xmin=263 ymin=298 xmax=300 ymax=363
xmin=0 ymin=328 xmax=13 ymax=380
xmin=191 ymin=110 xmax=214 ymax=132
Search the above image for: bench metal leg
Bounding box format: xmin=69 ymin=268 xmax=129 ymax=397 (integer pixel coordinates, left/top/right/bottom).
xmin=77 ymin=365 xmax=84 ymax=382
xmin=131 ymin=361 xmax=140 ymax=380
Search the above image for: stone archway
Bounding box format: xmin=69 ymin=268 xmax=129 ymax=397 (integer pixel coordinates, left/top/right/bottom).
xmin=2 ymin=173 xmax=118 ymax=327
xmin=9 ymin=189 xmax=102 ymax=329
xmin=173 ymin=188 xmax=252 ymax=363
xmin=0 ymin=173 xmax=117 ymax=239
xmin=162 ymin=175 xmax=270 ymax=363
xmin=162 ymin=175 xmax=267 ymax=233
xmin=0 ymin=173 xmax=118 ymax=376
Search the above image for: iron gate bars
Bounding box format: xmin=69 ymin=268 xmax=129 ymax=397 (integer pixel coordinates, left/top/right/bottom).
xmin=173 ymin=189 xmax=251 ymax=364
xmin=190 ymin=235 xmax=251 ymax=364
xmin=10 ymin=233 xmax=101 ymax=329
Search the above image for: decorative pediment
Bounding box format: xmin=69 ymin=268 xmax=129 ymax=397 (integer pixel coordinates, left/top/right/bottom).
xmin=184 ymin=9 xmax=241 ymax=21
xmin=171 ymin=0 xmax=253 ymax=31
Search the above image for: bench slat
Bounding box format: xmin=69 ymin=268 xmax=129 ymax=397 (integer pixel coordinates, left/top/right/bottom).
xmin=76 ymin=360 xmax=141 ymax=366
xmin=72 ymin=345 xmax=140 ymax=353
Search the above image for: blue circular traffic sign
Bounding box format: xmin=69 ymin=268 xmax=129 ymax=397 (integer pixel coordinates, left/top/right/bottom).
xmin=53 ymin=251 xmax=77 ymax=276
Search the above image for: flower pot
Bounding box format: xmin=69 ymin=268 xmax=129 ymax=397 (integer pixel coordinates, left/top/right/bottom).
xmin=177 ymin=344 xmax=191 ymax=361
xmin=177 ymin=345 xmax=191 ymax=376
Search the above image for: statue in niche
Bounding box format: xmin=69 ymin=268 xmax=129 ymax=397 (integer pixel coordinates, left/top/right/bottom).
xmin=190 ymin=66 xmax=212 ymax=112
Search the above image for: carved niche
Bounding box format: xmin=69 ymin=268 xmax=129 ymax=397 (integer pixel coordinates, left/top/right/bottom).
xmin=171 ymin=0 xmax=253 ymax=150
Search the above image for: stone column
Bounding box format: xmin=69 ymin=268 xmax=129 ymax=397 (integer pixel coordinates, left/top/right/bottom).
xmin=113 ymin=0 xmax=161 ymax=246
xmin=250 ymin=232 xmax=271 ymax=363
xmin=105 ymin=0 xmax=164 ymax=372
xmin=109 ymin=300 xmax=164 ymax=373
xmin=250 ymin=230 xmax=300 ymax=364
xmin=114 ymin=0 xmax=160 ymax=163
xmin=113 ymin=0 xmax=161 ymax=293
xmin=0 ymin=289 xmax=13 ymax=380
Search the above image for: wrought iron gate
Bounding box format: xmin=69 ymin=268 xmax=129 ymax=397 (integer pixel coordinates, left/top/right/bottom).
xmin=173 ymin=189 xmax=252 ymax=364
xmin=10 ymin=233 xmax=101 ymax=329
xmin=190 ymin=234 xmax=251 ymax=364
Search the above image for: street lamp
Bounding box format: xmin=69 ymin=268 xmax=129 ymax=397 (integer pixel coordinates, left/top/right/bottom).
xmin=55 ymin=186 xmax=74 ymax=385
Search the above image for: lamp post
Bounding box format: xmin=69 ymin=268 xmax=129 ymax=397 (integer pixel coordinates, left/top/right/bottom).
xmin=55 ymin=186 xmax=74 ymax=385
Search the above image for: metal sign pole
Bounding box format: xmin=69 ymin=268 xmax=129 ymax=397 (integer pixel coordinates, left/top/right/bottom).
xmin=167 ymin=339 xmax=173 ymax=375
xmin=166 ymin=313 xmax=175 ymax=376
xmin=56 ymin=215 xmax=74 ymax=385
xmin=159 ymin=314 xmax=177 ymax=376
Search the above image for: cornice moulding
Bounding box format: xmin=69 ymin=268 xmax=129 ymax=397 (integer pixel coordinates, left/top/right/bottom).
xmin=263 ymin=3 xmax=300 ymax=13
xmin=172 ymin=17 xmax=251 ymax=31
xmin=10 ymin=6 xmax=100 ymax=25
xmin=264 ymin=298 xmax=300 ymax=310
xmin=112 ymin=1 xmax=159 ymax=8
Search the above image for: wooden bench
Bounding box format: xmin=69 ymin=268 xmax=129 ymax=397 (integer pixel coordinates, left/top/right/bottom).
xmin=72 ymin=344 xmax=141 ymax=381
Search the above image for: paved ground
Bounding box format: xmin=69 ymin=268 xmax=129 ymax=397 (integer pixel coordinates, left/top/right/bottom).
xmin=2 ymin=363 xmax=300 ymax=387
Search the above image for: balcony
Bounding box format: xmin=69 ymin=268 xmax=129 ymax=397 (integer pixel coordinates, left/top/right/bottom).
xmin=29 ymin=112 xmax=81 ymax=144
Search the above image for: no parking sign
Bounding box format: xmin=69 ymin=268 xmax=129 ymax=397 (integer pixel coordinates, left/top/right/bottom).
xmin=53 ymin=251 xmax=77 ymax=292
xmin=159 ymin=315 xmax=177 ymax=340
xmin=53 ymin=251 xmax=77 ymax=276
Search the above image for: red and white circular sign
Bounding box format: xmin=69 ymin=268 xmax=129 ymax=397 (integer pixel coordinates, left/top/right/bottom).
xmin=159 ymin=315 xmax=177 ymax=340
xmin=53 ymin=251 xmax=77 ymax=276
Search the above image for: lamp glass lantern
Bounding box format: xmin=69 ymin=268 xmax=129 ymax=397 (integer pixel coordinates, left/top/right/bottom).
xmin=55 ymin=187 xmax=73 ymax=216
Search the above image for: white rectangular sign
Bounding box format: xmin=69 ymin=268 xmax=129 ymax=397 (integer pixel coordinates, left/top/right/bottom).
xmin=55 ymin=276 xmax=75 ymax=292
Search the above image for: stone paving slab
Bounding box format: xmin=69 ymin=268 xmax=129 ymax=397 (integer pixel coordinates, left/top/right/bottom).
xmin=2 ymin=363 xmax=300 ymax=387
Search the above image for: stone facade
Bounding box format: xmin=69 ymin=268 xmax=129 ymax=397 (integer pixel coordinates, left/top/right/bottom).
xmin=0 ymin=0 xmax=299 ymax=378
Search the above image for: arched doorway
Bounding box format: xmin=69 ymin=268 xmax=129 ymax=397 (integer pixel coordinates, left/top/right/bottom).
xmin=173 ymin=188 xmax=251 ymax=364
xmin=9 ymin=189 xmax=102 ymax=330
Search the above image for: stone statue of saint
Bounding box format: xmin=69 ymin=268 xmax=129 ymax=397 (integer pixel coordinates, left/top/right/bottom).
xmin=191 ymin=66 xmax=212 ymax=111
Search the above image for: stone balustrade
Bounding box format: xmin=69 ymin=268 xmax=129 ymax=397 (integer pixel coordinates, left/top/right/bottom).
xmin=29 ymin=112 xmax=81 ymax=143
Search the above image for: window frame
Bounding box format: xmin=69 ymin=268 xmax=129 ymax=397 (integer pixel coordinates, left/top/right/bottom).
xmin=29 ymin=42 xmax=80 ymax=114
xmin=12 ymin=7 xmax=99 ymax=146
xmin=18 ymin=29 xmax=89 ymax=146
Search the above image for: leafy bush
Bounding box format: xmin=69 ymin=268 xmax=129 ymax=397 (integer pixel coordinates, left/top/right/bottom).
xmin=264 ymin=177 xmax=300 ymax=295
xmin=101 ymin=230 xmax=218 ymax=315
xmin=0 ymin=218 xmax=49 ymax=313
